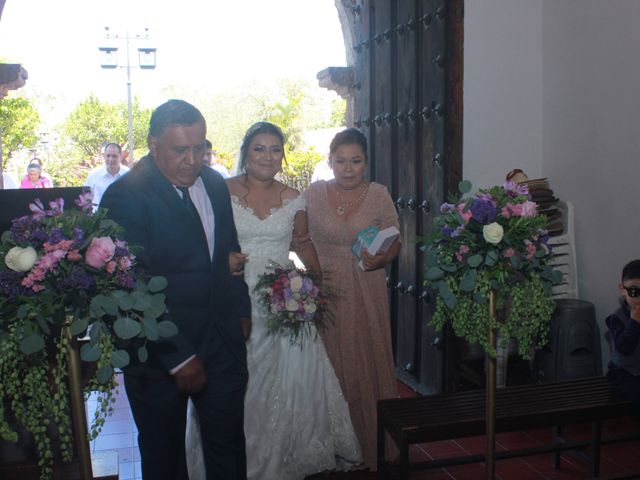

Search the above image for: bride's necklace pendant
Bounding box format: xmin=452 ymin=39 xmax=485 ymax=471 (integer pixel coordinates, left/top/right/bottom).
xmin=336 ymin=205 xmax=346 ymax=216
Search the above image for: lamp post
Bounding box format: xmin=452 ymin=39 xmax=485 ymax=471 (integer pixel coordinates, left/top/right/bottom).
xmin=99 ymin=27 xmax=156 ymax=163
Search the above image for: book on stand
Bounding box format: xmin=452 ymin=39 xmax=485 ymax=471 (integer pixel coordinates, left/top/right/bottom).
xmin=352 ymin=226 xmax=400 ymax=270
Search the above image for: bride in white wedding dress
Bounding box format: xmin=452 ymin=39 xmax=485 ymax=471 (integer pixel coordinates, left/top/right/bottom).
xmin=186 ymin=122 xmax=361 ymax=480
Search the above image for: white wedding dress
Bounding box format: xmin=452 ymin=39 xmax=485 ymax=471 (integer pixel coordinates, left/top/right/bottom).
xmin=186 ymin=194 xmax=361 ymax=480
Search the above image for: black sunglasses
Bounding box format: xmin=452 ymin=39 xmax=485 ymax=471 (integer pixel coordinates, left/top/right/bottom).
xmin=623 ymin=286 xmax=640 ymax=298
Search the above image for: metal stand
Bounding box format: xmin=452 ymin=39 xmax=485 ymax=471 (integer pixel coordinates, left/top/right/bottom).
xmin=65 ymin=324 xmax=94 ymax=480
xmin=485 ymin=291 xmax=496 ymax=479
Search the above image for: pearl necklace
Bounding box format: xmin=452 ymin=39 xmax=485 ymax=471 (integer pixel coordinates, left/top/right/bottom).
xmin=335 ymin=182 xmax=369 ymax=216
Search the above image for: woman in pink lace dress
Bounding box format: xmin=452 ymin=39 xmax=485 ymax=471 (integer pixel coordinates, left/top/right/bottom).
xmin=305 ymin=128 xmax=401 ymax=470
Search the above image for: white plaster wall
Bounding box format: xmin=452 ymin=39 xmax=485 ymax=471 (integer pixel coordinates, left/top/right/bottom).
xmin=464 ymin=0 xmax=640 ymax=368
xmin=542 ymin=0 xmax=640 ymax=365
xmin=463 ymin=0 xmax=543 ymax=188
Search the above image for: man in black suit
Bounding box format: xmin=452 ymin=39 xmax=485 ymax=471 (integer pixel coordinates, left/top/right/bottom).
xmin=101 ymin=99 xmax=250 ymax=479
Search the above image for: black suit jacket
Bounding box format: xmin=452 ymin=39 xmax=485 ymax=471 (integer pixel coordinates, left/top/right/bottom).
xmin=100 ymin=155 xmax=250 ymax=375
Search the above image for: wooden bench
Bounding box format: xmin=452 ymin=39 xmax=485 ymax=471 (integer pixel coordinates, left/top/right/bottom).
xmin=378 ymin=376 xmax=639 ymax=479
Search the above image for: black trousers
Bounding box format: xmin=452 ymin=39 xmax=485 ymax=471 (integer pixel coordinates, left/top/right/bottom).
xmin=124 ymin=345 xmax=248 ymax=480
xmin=607 ymin=367 xmax=640 ymax=417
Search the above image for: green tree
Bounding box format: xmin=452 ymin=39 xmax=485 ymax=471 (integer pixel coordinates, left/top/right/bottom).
xmin=0 ymin=96 xmax=40 ymax=169
xmin=60 ymin=94 xmax=152 ymax=168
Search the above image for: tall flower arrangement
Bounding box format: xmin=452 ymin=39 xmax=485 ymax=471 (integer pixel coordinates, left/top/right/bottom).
xmin=422 ymin=180 xmax=562 ymax=357
xmin=0 ymin=193 xmax=174 ymax=479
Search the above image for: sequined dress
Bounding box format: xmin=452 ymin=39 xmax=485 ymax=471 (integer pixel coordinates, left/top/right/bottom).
xmin=186 ymin=194 xmax=361 ymax=480
xmin=305 ymin=181 xmax=400 ymax=470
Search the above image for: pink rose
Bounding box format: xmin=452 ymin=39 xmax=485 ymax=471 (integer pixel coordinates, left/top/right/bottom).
xmin=85 ymin=237 xmax=116 ymax=269
xmin=503 ymin=248 xmax=515 ymax=258
xmin=106 ymin=260 xmax=117 ymax=274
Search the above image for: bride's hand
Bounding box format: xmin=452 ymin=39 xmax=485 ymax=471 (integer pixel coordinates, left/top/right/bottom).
xmin=229 ymin=251 xmax=248 ymax=276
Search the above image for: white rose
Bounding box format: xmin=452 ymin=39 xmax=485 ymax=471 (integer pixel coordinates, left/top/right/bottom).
xmin=5 ymin=246 xmax=38 ymax=272
xmin=290 ymin=276 xmax=303 ymax=292
xmin=483 ymin=222 xmax=504 ymax=245
xmin=286 ymin=298 xmax=299 ymax=312
xmin=303 ymin=302 xmax=317 ymax=314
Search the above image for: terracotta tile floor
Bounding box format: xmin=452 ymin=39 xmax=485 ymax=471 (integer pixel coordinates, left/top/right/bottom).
xmin=86 ymin=375 xmax=640 ymax=479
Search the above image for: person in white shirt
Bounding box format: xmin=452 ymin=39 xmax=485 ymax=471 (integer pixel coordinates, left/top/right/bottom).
xmin=204 ymin=139 xmax=230 ymax=178
xmin=84 ymin=143 xmax=130 ymax=208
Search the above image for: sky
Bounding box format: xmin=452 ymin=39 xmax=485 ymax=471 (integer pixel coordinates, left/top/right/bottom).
xmin=0 ymin=0 xmax=347 ymax=126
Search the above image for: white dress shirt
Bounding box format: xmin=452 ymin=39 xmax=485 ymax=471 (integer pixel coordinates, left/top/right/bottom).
xmin=84 ymin=164 xmax=130 ymax=208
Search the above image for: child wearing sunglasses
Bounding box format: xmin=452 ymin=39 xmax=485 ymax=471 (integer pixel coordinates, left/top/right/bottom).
xmin=606 ymin=259 xmax=640 ymax=414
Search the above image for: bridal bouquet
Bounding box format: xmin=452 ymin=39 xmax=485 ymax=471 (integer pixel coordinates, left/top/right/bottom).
xmin=254 ymin=262 xmax=332 ymax=345
xmin=422 ymin=180 xmax=562 ymax=358
xmin=0 ymin=192 xmax=174 ymax=479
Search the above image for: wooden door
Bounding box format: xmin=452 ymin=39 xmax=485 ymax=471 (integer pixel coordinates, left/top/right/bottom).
xmin=349 ymin=0 xmax=463 ymax=394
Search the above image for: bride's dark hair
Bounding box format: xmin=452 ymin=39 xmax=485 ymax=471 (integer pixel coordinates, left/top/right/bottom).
xmin=238 ymin=122 xmax=286 ymax=172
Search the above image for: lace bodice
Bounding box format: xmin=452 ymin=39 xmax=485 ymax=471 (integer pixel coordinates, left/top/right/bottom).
xmin=231 ymin=194 xmax=305 ymax=289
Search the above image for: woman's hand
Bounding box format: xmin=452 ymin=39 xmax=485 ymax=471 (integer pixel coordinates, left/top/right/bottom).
xmin=229 ymin=251 xmax=248 ymax=277
xmin=360 ymin=249 xmax=388 ymax=271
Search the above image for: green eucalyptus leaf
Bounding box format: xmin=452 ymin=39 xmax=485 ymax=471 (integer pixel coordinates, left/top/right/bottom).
xmin=440 ymin=263 xmax=457 ymax=273
xmin=36 ymin=316 xmax=52 ymax=335
xmin=473 ymin=291 xmax=486 ymax=304
xmin=70 ymin=317 xmax=88 ymax=337
xmin=157 ymin=321 xmax=178 ymax=338
xmin=510 ymin=255 xmax=523 ymax=269
xmin=110 ymin=350 xmax=130 ymax=369
xmin=438 ymin=281 xmax=454 ymax=299
xmin=113 ymin=292 xmax=135 ymax=311
xmin=19 ymin=334 xmax=45 ymax=355
xmin=424 ymin=266 xmax=444 ymax=281
xmin=144 ymin=296 xmax=166 ymax=319
xmin=458 ymin=180 xmax=472 ymax=194
xmin=467 ymin=254 xmax=483 ymax=268
xmin=551 ymin=269 xmax=564 ymax=284
xmin=89 ymin=321 xmax=103 ymax=345
xmin=91 ymin=294 xmax=118 ymax=316
xmin=132 ymin=291 xmax=152 ymax=311
xmin=137 ymin=345 xmax=149 ymax=363
xmin=443 ymin=293 xmax=457 ymax=309
xmin=114 ymin=316 xmax=142 ymax=340
xmin=460 ymin=269 xmax=477 ymax=292
xmin=17 ymin=304 xmax=29 ymax=320
xmin=80 ymin=343 xmax=101 ymax=362
xmin=96 ymin=365 xmax=114 ymax=384
xmin=148 ymin=276 xmax=168 ymax=293
xmin=535 ymin=248 xmax=547 ymax=258
xmin=425 ymin=250 xmax=439 ymax=267
xmin=143 ymin=318 xmax=159 ymax=341
xmin=485 ymin=250 xmax=499 ymax=266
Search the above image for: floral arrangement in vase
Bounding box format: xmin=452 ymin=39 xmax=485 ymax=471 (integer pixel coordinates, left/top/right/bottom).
xmin=0 ymin=192 xmax=175 ymax=479
xmin=254 ymin=262 xmax=332 ymax=345
xmin=422 ymin=180 xmax=562 ymax=358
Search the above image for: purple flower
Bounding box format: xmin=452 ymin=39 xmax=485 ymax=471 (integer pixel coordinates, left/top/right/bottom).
xmin=116 ymin=272 xmax=136 ymax=289
xmin=439 ymin=202 xmax=456 ymax=214
xmin=451 ymin=225 xmax=464 ymax=238
xmin=72 ymin=227 xmax=84 ymax=247
xmin=60 ymin=268 xmax=95 ymax=291
xmin=442 ymin=226 xmax=454 ymax=237
xmin=0 ymin=269 xmax=33 ymax=299
xmin=114 ymin=246 xmax=129 ymax=258
xmin=469 ymin=198 xmax=497 ymax=223
xmin=10 ymin=216 xmax=46 ymax=246
xmin=503 ymin=180 xmax=529 ymax=197
xmin=47 ymin=228 xmax=65 ymax=245
xmin=75 ymin=192 xmax=94 ymax=212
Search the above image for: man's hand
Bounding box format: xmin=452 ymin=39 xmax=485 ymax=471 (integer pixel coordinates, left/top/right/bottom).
xmin=241 ymin=317 xmax=252 ymax=340
xmin=229 ymin=251 xmax=248 ymax=277
xmin=172 ymin=356 xmax=206 ymax=394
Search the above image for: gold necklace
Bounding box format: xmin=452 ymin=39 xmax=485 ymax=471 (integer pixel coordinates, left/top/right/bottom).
xmin=335 ymin=182 xmax=369 ymax=216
